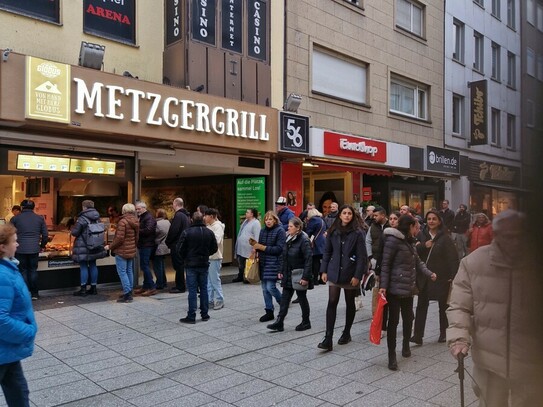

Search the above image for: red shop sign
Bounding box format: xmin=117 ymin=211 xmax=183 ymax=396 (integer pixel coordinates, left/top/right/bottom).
xmin=323 ymin=132 xmax=387 ymax=163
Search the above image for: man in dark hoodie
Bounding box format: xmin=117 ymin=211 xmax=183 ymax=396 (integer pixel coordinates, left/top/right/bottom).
xmin=166 ymin=197 xmax=191 ymax=293
xmin=134 ymin=201 xmax=157 ymax=296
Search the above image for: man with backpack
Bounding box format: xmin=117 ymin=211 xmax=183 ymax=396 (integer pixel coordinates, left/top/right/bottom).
xmin=71 ymin=200 xmax=107 ymax=296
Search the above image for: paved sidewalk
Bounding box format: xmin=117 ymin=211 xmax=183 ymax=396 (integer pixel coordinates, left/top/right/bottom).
xmin=1 ymin=281 xmax=477 ymax=407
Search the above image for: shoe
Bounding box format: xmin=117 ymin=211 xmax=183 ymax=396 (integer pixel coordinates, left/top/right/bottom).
xmin=438 ymin=334 xmax=446 ymax=343
xmin=410 ymin=336 xmax=423 ymax=346
xmin=243 ymin=279 xmax=250 ymax=284
xmin=295 ymin=321 xmax=311 ymax=331
xmin=179 ymin=317 xmax=196 ymax=324
xmin=232 ymin=276 xmax=244 ymax=283
xmin=292 ymin=298 xmax=300 ymax=304
xmin=318 ymin=335 xmax=333 ymax=351
xmin=133 ymin=287 xmax=146 ymax=295
xmin=402 ymin=341 xmax=412 ymax=358
xmin=259 ymin=310 xmax=275 ymax=322
xmin=31 ymin=295 xmax=39 ymax=301
xmin=208 ymin=301 xmax=214 ymax=308
xmin=73 ymin=286 xmax=87 ymax=297
xmin=267 ymin=317 xmax=284 ymax=332
xmin=213 ymin=301 xmax=224 ymax=310
xmin=118 ymin=291 xmax=132 ymax=299
xmin=338 ymin=331 xmax=352 ymax=345
xmin=319 ymin=280 xmax=327 ymax=285
xmin=388 ymin=352 xmax=398 ymax=371
xmin=117 ymin=294 xmax=133 ymax=303
xmin=87 ymin=285 xmax=98 ymax=295
xmin=141 ymin=289 xmax=157 ymax=297
xmin=201 ymin=315 xmax=210 ymax=321
xmin=169 ymin=287 xmax=185 ymax=294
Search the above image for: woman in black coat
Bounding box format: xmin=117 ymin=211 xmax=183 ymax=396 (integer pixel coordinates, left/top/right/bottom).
xmin=318 ymin=204 xmax=367 ymax=351
xmin=379 ymin=215 xmax=436 ymax=370
xmin=412 ymin=210 xmax=459 ymax=345
xmin=267 ymin=217 xmax=313 ymax=332
xmin=305 ymin=208 xmax=327 ymax=285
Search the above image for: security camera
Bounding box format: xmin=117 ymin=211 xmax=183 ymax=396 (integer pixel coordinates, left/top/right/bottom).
xmin=2 ymin=48 xmax=12 ymax=62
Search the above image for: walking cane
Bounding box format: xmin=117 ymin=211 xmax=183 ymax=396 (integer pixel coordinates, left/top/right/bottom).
xmin=455 ymin=353 xmax=465 ymax=407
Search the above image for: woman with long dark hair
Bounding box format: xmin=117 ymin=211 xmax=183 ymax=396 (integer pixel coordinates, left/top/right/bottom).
xmin=318 ymin=204 xmax=367 ymax=351
xmin=379 ymin=215 xmax=436 ymax=370
xmin=412 ymin=210 xmax=459 ymax=344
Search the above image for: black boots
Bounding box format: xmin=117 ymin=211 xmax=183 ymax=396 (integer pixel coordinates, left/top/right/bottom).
xmin=388 ymin=351 xmax=398 ymax=370
xmin=267 ymin=316 xmax=284 ymax=332
xmin=318 ymin=332 xmax=333 ymax=351
xmin=402 ymin=340 xmax=411 ymax=358
xmin=410 ymin=336 xmax=423 ymax=345
xmin=338 ymin=331 xmax=352 ymax=345
xmin=438 ymin=332 xmax=446 ymax=343
xmin=87 ymin=285 xmax=97 ymax=295
xmin=259 ymin=310 xmax=275 ymax=322
xmin=295 ymin=321 xmax=311 ymax=331
xmin=117 ymin=292 xmax=133 ymax=303
xmin=73 ymin=285 xmax=87 ymax=297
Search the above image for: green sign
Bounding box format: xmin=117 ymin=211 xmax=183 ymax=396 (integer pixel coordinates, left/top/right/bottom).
xmin=236 ymin=177 xmax=266 ymax=236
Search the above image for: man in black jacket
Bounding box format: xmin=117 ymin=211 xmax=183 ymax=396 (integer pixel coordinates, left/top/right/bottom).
xmin=451 ymin=204 xmax=471 ymax=259
xmin=166 ymin=197 xmax=191 ymax=293
xmin=177 ymin=212 xmax=218 ymax=324
xmin=135 ymin=201 xmax=157 ymax=296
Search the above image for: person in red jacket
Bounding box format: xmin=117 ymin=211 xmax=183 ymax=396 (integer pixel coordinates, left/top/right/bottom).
xmin=467 ymin=213 xmax=493 ymax=253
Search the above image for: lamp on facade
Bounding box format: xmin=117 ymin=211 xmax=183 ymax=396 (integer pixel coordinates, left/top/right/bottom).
xmin=2 ymin=48 xmax=12 ymax=63
xmin=283 ymin=93 xmax=302 ymax=112
xmin=78 ymin=41 xmax=105 ymax=70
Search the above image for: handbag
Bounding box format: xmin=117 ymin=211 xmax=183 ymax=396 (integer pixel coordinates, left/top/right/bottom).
xmin=369 ymin=292 xmax=388 ymax=345
xmin=244 ymin=255 xmax=260 ymax=284
xmin=291 ymin=268 xmax=307 ymax=291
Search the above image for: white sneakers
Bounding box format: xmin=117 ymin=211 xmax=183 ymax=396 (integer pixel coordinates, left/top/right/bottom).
xmin=213 ymin=300 xmax=224 ymax=310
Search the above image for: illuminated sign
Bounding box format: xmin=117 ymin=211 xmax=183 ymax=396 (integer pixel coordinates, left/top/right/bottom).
xmin=323 ymin=132 xmax=387 ymax=163
xmin=16 ymin=154 xmax=116 ymax=175
xmin=69 ymin=159 xmax=116 ymax=175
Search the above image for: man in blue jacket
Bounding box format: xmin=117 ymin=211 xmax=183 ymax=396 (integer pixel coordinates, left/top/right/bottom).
xmin=275 ymin=196 xmax=294 ymax=231
xmin=10 ymin=200 xmax=48 ymax=300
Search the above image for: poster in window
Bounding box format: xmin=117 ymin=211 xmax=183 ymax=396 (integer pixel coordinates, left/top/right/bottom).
xmin=166 ymin=0 xmax=183 ymax=45
xmin=221 ymin=0 xmax=242 ymax=53
xmin=248 ymin=0 xmax=267 ymax=61
xmin=83 ymin=0 xmax=136 ymax=44
xmin=0 ymin=0 xmax=59 ymax=23
xmin=191 ymin=0 xmax=216 ymax=45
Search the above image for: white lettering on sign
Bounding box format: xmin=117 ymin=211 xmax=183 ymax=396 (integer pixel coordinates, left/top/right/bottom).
xmin=199 ymin=0 xmax=209 ymax=38
xmin=252 ymin=1 xmax=261 ymax=55
xmin=172 ymin=0 xmax=180 ymax=38
xmin=339 ymin=138 xmax=378 ymax=156
xmin=73 ymin=77 xmax=269 ymax=141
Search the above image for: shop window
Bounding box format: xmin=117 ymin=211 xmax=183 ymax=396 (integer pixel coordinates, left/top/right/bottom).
xmin=390 ymin=75 xmax=428 ymax=120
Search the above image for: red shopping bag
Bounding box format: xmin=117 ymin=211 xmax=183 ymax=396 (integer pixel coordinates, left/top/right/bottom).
xmin=369 ymin=292 xmax=387 ymax=345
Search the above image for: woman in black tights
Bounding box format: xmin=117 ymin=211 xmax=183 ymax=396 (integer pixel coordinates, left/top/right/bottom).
xmin=318 ymin=204 xmax=367 ymax=351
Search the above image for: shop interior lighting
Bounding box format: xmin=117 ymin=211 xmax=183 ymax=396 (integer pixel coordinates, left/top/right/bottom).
xmin=79 ymin=41 xmax=105 ymax=70
xmin=283 ymin=93 xmax=302 ymax=112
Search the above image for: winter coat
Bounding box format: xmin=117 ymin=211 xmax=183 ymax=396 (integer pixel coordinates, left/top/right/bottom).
xmin=207 ymin=220 xmax=225 ymax=260
xmin=320 ymin=227 xmax=367 ymax=285
xmin=277 ymin=207 xmax=295 ymax=231
xmin=257 ymin=224 xmax=286 ymax=281
xmin=235 ymin=218 xmax=261 ymax=259
xmin=452 ymin=210 xmax=471 ymax=234
xmin=416 ymin=228 xmax=459 ymax=301
xmin=324 ymin=211 xmax=338 ymax=229
xmin=155 ymin=217 xmax=171 ymax=256
xmin=366 ymin=221 xmax=390 ymax=260
xmin=0 ymin=258 xmax=38 ymax=364
xmin=109 ymin=213 xmax=139 ymax=259
xmin=468 ymin=223 xmax=493 ymax=253
xmin=447 ymin=241 xmax=543 ymax=381
xmin=305 ymin=216 xmax=326 ymax=256
xmin=71 ymin=208 xmax=107 ymax=263
xmin=279 ymin=232 xmax=313 ymax=289
xmin=439 ymin=208 xmax=455 ymax=232
xmin=177 ymin=221 xmax=218 ymax=268
xmin=165 ymin=208 xmax=190 ymax=249
xmin=10 ymin=209 xmax=48 ymax=254
xmin=380 ymin=228 xmax=433 ymax=297
xmin=137 ymin=210 xmax=157 ymax=248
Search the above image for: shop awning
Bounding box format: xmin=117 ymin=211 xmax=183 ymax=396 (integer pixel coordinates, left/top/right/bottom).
xmin=315 ymin=163 xmax=392 ymax=177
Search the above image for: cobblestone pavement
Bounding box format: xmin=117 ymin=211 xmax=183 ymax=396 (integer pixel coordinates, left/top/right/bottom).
xmin=1 ymin=269 xmax=477 ymax=407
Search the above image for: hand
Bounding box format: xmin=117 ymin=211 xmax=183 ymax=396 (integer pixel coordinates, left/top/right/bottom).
xmin=321 ymin=273 xmax=328 ymax=283
xmin=430 ymin=273 xmax=437 ymax=281
xmin=104 ymin=245 xmax=110 ymax=251
xmin=425 ymin=240 xmax=433 ymax=248
xmin=249 ymin=238 xmax=257 ymax=246
xmin=253 ymin=243 xmax=266 ymax=251
xmin=379 ymin=288 xmax=386 ymax=295
xmin=300 ymin=279 xmax=308 ymax=286
xmin=450 ymin=341 xmax=469 ymax=358
xmin=351 ymin=277 xmax=360 ymax=287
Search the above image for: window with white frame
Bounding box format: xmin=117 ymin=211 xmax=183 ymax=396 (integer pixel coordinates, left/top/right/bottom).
xmin=507 ymin=0 xmax=515 ymax=28
xmin=526 ymin=99 xmax=535 ymax=127
xmin=527 ymin=0 xmax=535 ymax=25
xmin=507 ymin=51 xmax=516 ymax=87
xmin=506 ymin=114 xmax=516 ymax=149
xmin=396 ymin=0 xmax=424 ymax=37
xmin=474 ymin=31 xmax=484 ymax=72
xmin=538 ymin=54 xmax=543 ymax=81
xmin=453 ymin=19 xmax=465 ymax=63
xmin=492 ymin=0 xmax=501 ymax=18
xmin=390 ymin=75 xmax=428 ymax=120
xmin=491 ymin=108 xmax=501 ymax=145
xmin=527 ymin=48 xmax=536 ymax=76
xmin=311 ymin=47 xmax=368 ymax=104
xmin=452 ymin=94 xmax=464 ymax=136
xmin=537 ymin=3 xmax=543 ymax=31
xmin=492 ymin=42 xmax=501 ymax=80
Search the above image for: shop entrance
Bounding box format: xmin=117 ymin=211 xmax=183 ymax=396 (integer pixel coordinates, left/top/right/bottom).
xmin=303 ymin=170 xmax=352 ymax=216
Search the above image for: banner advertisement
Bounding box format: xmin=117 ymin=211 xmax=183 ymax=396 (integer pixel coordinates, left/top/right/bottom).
xmin=469 ymin=79 xmax=488 ymax=146
xmin=235 ymin=177 xmax=265 ymax=236
xmin=221 ymin=0 xmax=242 ymax=53
xmin=192 ymin=0 xmax=216 ymax=45
xmin=83 ymin=0 xmax=136 ymax=44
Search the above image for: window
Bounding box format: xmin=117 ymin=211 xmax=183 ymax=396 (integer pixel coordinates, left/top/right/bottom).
xmin=474 ymin=31 xmax=484 ymax=72
xmin=311 ymin=48 xmax=368 ymax=104
xmin=506 ymin=114 xmax=516 ymax=149
xmin=396 ymin=0 xmax=424 ymax=37
xmin=474 ymin=0 xmax=484 ymax=6
xmin=453 ymin=19 xmax=465 ymax=63
xmin=390 ymin=75 xmax=428 ymax=120
xmin=538 ymin=55 xmax=543 ymax=81
xmin=527 ymin=48 xmax=536 ymax=76
xmin=491 ymin=42 xmax=501 ymax=80
xmin=507 ymin=0 xmax=515 ymax=28
xmin=491 ymin=108 xmax=501 ymax=145
xmin=492 ymin=0 xmax=501 ymax=18
xmin=526 ymin=99 xmax=535 ymax=127
xmin=527 ymin=0 xmax=535 ymax=25
xmin=507 ymin=51 xmax=516 ymax=87
xmin=538 ymin=4 xmax=543 ymax=31
xmin=452 ymin=94 xmax=464 ymax=136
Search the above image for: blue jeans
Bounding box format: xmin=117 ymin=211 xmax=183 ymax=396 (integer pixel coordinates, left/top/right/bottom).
xmin=0 ymin=361 xmax=30 ymax=407
xmin=153 ymin=255 xmax=168 ymax=289
xmin=79 ymin=260 xmax=98 ymax=285
xmin=115 ymin=256 xmax=134 ymax=294
xmin=15 ymin=253 xmax=39 ymax=296
xmin=207 ymin=259 xmax=224 ymax=303
xmin=261 ymin=279 xmax=282 ymax=311
xmin=186 ymin=267 xmax=209 ymax=320
xmin=138 ymin=247 xmax=155 ymax=289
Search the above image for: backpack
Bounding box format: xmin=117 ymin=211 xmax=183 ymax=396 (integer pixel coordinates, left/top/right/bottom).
xmin=82 ymin=217 xmax=105 ymax=250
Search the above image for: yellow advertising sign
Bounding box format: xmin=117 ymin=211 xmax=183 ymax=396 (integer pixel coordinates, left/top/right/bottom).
xmin=69 ymin=159 xmax=116 ymax=175
xmin=17 ymin=154 xmax=70 ymax=172
xmin=25 ymin=56 xmax=71 ymax=123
